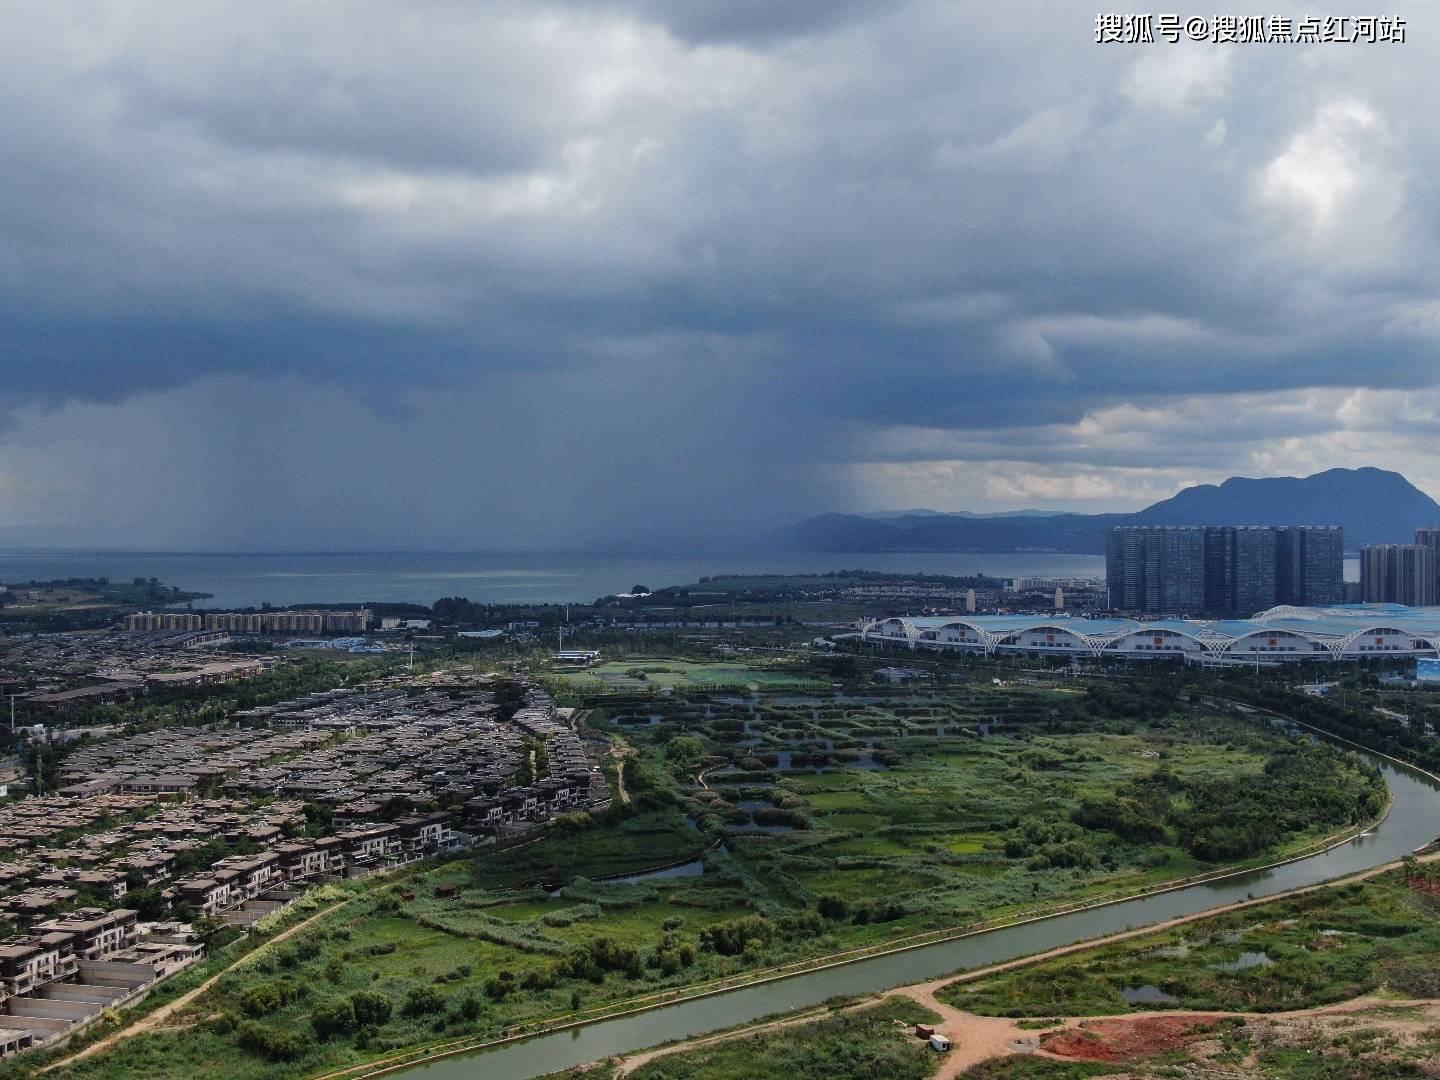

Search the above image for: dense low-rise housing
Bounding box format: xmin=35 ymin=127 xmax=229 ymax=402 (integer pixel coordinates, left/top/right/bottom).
xmin=0 ymin=673 xmax=604 ymax=1058
xmin=0 ymin=629 xmax=278 ymax=713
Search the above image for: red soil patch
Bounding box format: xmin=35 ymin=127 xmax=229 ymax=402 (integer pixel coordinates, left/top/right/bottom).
xmin=1042 ymin=1015 xmax=1226 ymax=1062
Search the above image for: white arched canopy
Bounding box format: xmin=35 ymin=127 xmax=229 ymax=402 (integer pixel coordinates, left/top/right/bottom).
xmin=856 ymin=605 xmax=1440 ymax=663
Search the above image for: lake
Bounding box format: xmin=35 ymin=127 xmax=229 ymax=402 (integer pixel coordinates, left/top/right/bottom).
xmin=0 ymin=550 xmax=1109 ymax=608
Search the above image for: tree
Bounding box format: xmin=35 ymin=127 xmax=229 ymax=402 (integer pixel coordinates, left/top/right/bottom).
xmin=1402 ymin=853 xmax=1420 ymax=884
xmin=484 ymin=972 xmax=516 ymax=1000
xmin=125 ymin=887 xmax=168 ymax=920
xmin=664 ymin=734 xmax=708 ymax=768
xmin=237 ymin=1021 xmax=307 ymax=1061
xmin=303 ymin=802 xmax=334 ymax=837
xmin=311 ymin=998 xmax=356 ymax=1039
xmin=452 ymin=993 xmax=483 ymax=1021
xmin=349 ymin=989 xmax=392 ymax=1027
xmin=239 ymin=983 xmax=284 ymax=1018
xmin=402 ymin=986 xmax=446 ymax=1016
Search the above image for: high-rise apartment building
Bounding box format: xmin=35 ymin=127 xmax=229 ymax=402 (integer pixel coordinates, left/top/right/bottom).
xmin=1360 ymin=544 xmax=1436 ymax=606
xmin=1232 ymin=526 xmax=1279 ymax=615
xmin=1106 ymin=525 xmax=1343 ymax=615
xmin=122 ymin=611 xmax=205 ymax=632
xmin=1415 ymin=527 xmax=1440 ymax=598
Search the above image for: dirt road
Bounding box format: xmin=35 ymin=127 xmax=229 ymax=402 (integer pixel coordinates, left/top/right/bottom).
xmin=614 ymin=978 xmax=1440 ymax=1080
xmin=609 ymin=744 xmax=635 ymax=804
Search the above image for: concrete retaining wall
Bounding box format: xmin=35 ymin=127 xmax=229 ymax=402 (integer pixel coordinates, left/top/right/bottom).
xmin=7 ymin=998 xmax=99 ymax=1021
xmin=76 ymin=960 xmax=154 ymax=988
xmin=42 ymin=984 xmax=128 ymax=1003
xmin=0 ymin=1015 xmax=69 ymax=1034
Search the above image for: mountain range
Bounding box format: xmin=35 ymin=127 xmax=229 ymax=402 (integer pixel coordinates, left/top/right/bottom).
xmin=788 ymin=468 xmax=1440 ymax=553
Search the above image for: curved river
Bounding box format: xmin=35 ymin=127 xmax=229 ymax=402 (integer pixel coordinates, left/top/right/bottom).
xmin=395 ymin=740 xmax=1440 ymax=1080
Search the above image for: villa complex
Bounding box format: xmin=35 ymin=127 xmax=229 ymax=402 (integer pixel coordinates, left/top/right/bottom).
xmin=0 ymin=678 xmax=601 ymax=1057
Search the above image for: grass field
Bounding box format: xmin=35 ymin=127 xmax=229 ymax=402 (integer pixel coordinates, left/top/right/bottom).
xmin=617 ymin=996 xmax=943 ymax=1080
xmin=940 ymin=873 xmax=1440 ymax=1078
xmin=548 ymin=659 xmax=829 ymax=692
xmin=940 ymin=873 xmax=1440 ymax=1017
xmin=14 ymin=678 xmax=1390 ymax=1080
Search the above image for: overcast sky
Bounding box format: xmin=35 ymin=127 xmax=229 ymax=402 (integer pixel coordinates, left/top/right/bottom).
xmin=0 ymin=1 xmax=1436 ymax=550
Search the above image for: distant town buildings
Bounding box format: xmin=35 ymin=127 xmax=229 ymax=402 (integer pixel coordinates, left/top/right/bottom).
xmin=1361 ymin=528 xmax=1440 ymax=606
xmin=26 ymin=659 xmax=270 ymax=711
xmin=1005 ymin=578 xmax=1106 ymax=610
xmin=1 ymin=630 xmax=278 ymax=713
xmin=552 ymin=650 xmax=601 ymax=666
xmin=1106 ymin=525 xmax=1343 ymax=615
xmin=124 ymin=609 xmax=371 ymax=634
xmin=841 ymin=583 xmax=1004 ymax=606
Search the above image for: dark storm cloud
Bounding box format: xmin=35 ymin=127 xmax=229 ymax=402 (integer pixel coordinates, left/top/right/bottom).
xmin=564 ymin=0 xmax=879 ymax=44
xmin=1 ymin=0 xmax=1438 ymax=544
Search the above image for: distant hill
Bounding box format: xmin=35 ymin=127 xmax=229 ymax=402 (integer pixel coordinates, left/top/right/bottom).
xmin=787 ymin=468 xmax=1440 ymax=553
xmin=1131 ymin=469 xmax=1438 ymax=542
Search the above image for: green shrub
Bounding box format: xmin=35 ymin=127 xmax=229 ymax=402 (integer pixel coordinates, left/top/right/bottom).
xmin=403 ymin=985 xmax=447 ymax=1016
xmin=238 ymin=982 xmax=287 ymax=1018
xmin=236 ymin=1020 xmax=308 ymax=1061
xmin=311 ymin=997 xmax=357 ymax=1039
xmin=699 ymin=915 xmax=778 ymax=956
xmin=1383 ymin=957 xmax=1440 ymax=997
xmin=350 ymin=988 xmax=393 ymax=1026
xmin=484 ymin=972 xmax=516 ymax=1001
xmin=452 ymin=993 xmax=483 ymax=1021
